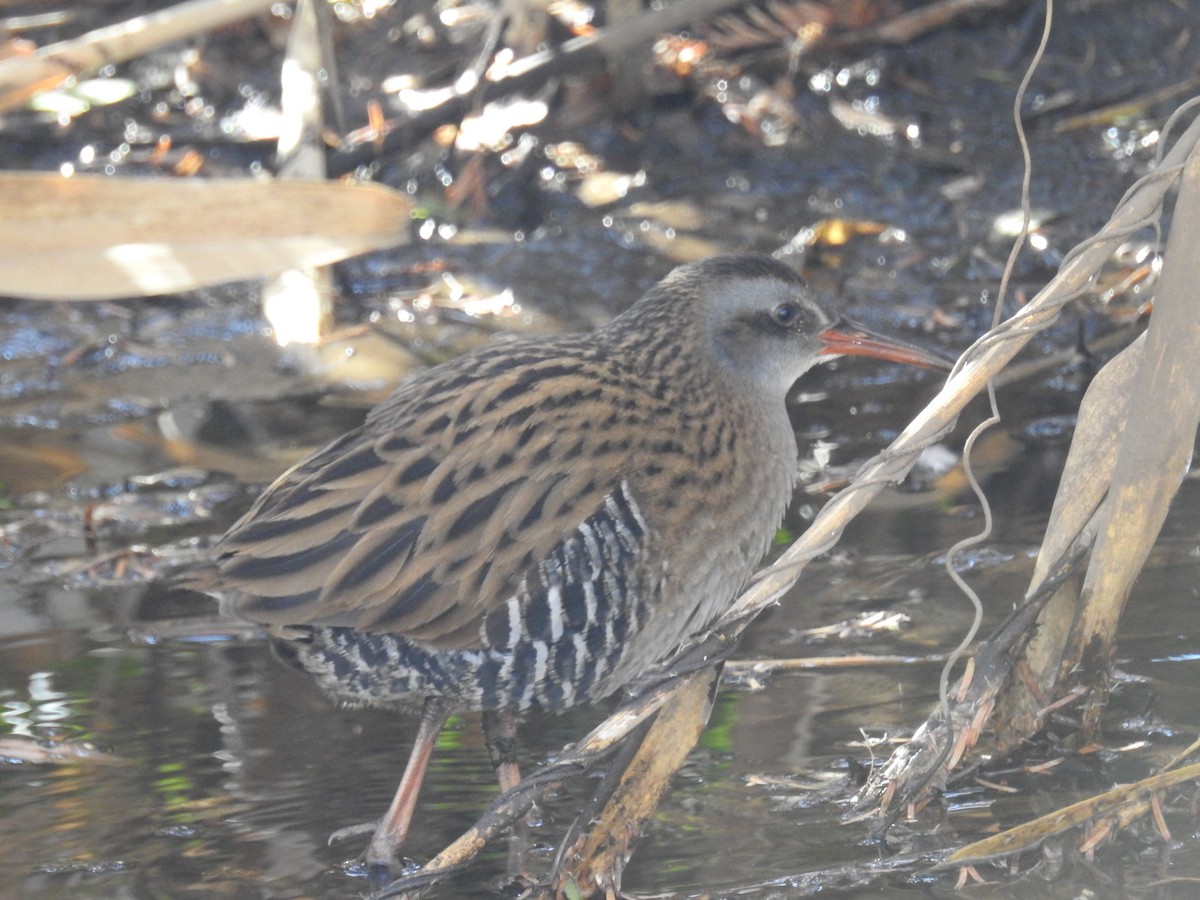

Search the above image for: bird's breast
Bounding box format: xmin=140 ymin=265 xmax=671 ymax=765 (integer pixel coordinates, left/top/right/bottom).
xmin=617 ymin=398 xmax=798 ymax=671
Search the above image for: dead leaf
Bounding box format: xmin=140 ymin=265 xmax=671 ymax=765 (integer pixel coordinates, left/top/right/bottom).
xmin=0 ymin=172 xmax=412 ymax=300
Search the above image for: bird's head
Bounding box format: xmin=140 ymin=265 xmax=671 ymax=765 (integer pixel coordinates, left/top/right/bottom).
xmin=624 ymin=254 xmax=948 ymax=399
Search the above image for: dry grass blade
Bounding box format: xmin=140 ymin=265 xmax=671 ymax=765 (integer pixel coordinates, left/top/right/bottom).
xmin=725 ymin=653 xmax=946 ymax=674
xmin=988 ymin=337 xmax=1146 ymax=746
xmin=0 ymin=173 xmax=412 ymax=300
xmin=1060 ymin=145 xmax=1200 ymax=700
xmin=550 ymin=668 xmax=721 ymax=897
xmin=936 ymin=761 xmax=1200 ymax=867
xmin=1031 ymin=337 xmax=1144 ymax=592
xmin=999 ymin=128 xmax=1200 ymax=744
xmin=0 ymin=0 xmax=279 ymax=113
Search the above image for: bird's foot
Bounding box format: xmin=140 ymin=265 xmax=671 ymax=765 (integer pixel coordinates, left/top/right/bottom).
xmin=328 ymin=819 xmax=380 ymax=844
xmin=330 ymin=825 xmax=415 ymax=892
xmin=330 ymin=820 xmax=415 ymax=886
xmin=363 ymin=827 xmax=415 ymax=888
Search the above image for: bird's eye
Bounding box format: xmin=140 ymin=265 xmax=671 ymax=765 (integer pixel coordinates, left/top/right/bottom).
xmin=771 ymin=302 xmax=799 ymax=327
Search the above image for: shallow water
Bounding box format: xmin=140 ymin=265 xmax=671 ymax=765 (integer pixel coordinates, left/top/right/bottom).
xmin=3 ymin=2 xmax=1200 ymax=898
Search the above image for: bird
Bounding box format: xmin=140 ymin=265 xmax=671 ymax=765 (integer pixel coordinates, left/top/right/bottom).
xmin=209 ymin=253 xmax=946 ymax=874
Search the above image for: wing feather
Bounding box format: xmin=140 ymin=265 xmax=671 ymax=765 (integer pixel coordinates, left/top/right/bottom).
xmin=214 ymin=338 xmax=655 ymax=650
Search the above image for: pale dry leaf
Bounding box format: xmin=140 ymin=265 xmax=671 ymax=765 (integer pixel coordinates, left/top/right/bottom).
xmin=0 ymin=173 xmax=412 ymax=300
xmin=1070 ymin=147 xmax=1200 ymax=649
xmin=1029 ymin=335 xmax=1143 ymax=591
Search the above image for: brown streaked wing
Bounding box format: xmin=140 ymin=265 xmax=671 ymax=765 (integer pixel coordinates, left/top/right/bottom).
xmin=214 ymin=337 xmax=646 ymax=648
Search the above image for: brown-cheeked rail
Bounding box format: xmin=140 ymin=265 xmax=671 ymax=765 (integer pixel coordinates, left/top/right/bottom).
xmin=209 ymin=254 xmax=948 ymax=876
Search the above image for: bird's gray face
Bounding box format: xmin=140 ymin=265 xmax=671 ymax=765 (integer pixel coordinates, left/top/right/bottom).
xmin=703 ymin=272 xmax=951 ymax=398
xmin=629 ymin=255 xmax=949 ymax=400
xmin=705 ymin=275 xmax=839 ymax=397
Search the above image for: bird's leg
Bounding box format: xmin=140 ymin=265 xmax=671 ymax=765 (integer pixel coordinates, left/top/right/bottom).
xmin=483 ymin=708 xmax=537 ymax=885
xmin=364 ymin=696 xmax=451 ymax=874
xmin=482 ymin=708 xmax=521 ymax=792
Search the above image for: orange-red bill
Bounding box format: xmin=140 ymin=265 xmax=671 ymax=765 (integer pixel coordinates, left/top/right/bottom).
xmin=818 ymin=318 xmax=953 ymax=370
